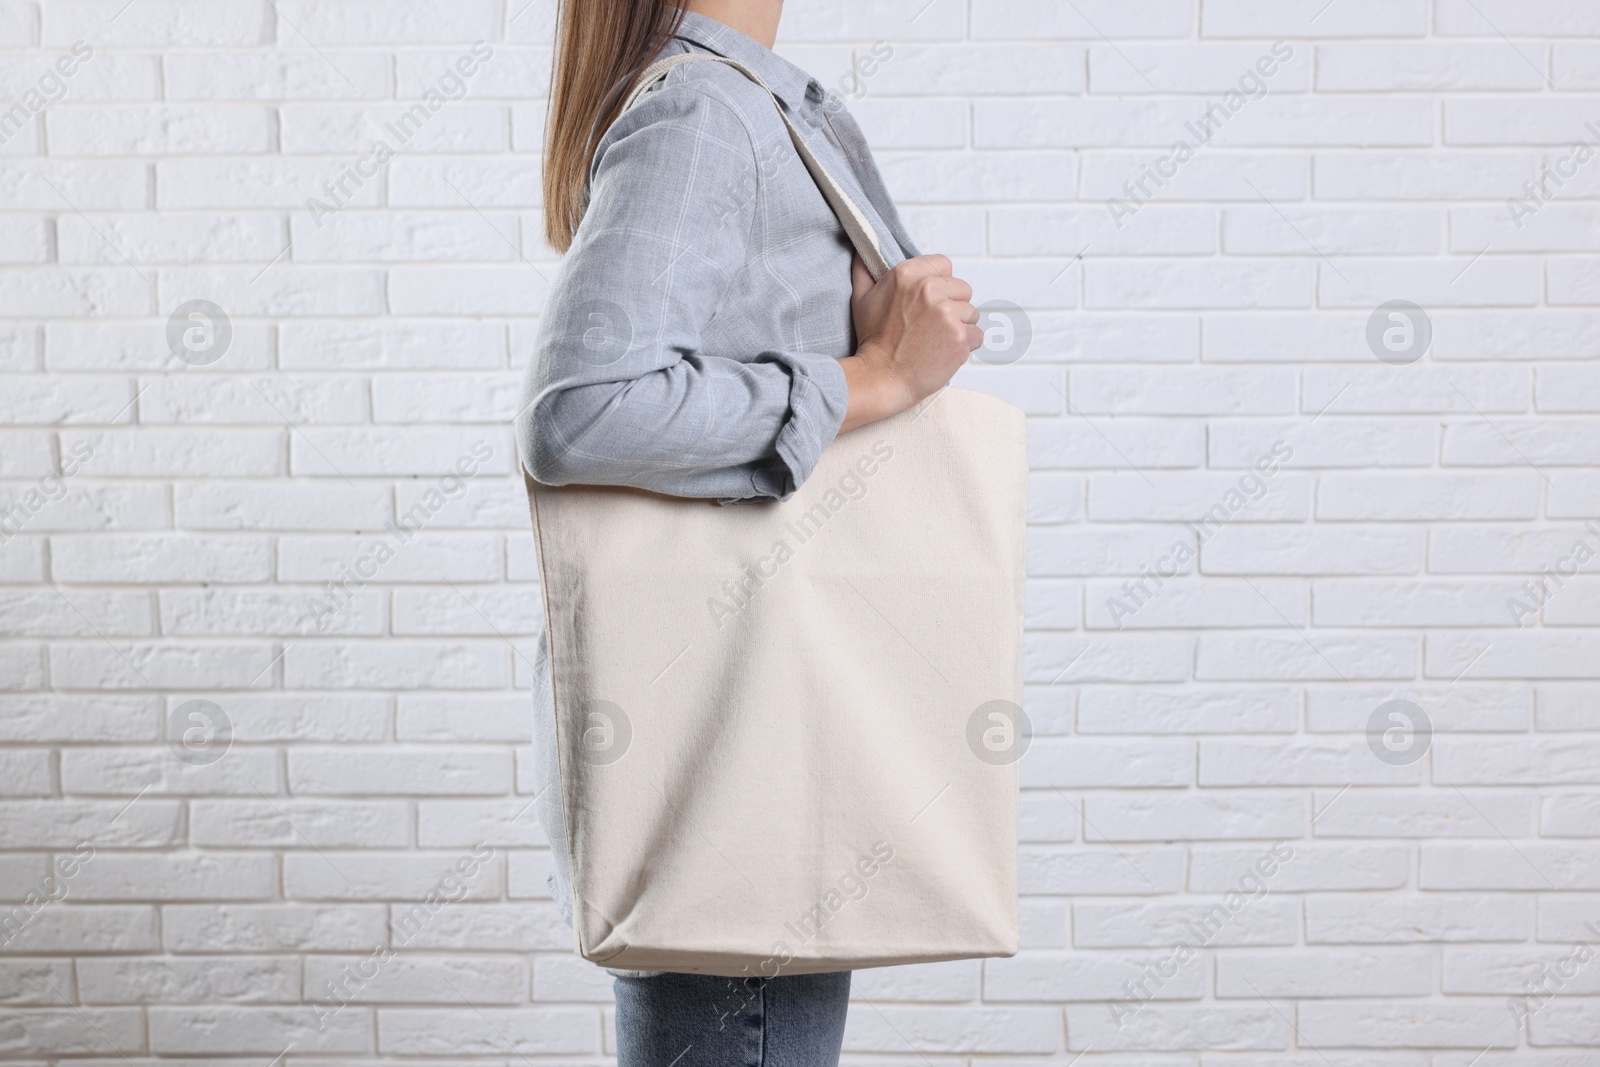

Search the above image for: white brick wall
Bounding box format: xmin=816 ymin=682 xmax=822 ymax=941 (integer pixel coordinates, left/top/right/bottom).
xmin=2 ymin=0 xmax=1598 ymax=1058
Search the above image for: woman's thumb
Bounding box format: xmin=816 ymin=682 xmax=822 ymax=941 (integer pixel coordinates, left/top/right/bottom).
xmin=850 ymin=254 xmax=876 ymax=302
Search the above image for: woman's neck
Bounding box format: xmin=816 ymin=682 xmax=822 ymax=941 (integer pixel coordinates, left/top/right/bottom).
xmin=684 ymin=0 xmax=782 ymax=49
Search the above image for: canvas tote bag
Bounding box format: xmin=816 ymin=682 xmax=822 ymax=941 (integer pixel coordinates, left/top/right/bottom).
xmin=524 ymin=51 xmax=1028 ymax=977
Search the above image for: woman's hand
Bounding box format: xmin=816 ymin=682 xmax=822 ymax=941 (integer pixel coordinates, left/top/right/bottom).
xmin=839 ymin=254 xmax=983 ymax=432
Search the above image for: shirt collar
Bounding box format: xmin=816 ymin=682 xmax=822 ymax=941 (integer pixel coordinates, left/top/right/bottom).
xmin=672 ymin=10 xmax=820 ymax=111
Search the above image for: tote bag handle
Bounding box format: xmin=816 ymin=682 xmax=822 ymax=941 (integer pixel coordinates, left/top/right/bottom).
xmin=620 ymin=51 xmax=895 ymax=282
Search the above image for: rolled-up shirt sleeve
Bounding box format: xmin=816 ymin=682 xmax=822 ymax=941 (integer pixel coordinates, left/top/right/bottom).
xmin=516 ymin=76 xmax=851 ymax=503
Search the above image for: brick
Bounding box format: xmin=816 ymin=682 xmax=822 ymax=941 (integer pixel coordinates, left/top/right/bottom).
xmin=138 ymin=375 xmax=365 ymax=424
xmin=155 ymin=159 xmax=383 ymax=209
xmin=160 ymin=587 xmax=385 ymax=637
xmin=159 ymin=266 xmax=384 ymax=317
xmin=42 ymin=1 xmax=269 ymax=46
xmin=842 ymin=1005 xmax=1058 ymax=1054
xmin=395 ymin=46 xmax=547 ymax=98
xmin=1314 ymin=789 xmax=1536 ymax=839
xmin=1082 ymin=151 xmax=1307 ymax=202
xmin=1196 ymin=632 xmax=1417 ymax=681
xmin=0 ymin=959 xmax=74 ymax=1004
xmin=0 ymin=268 xmax=151 ymax=317
xmin=0 ymin=1009 xmax=146 ymax=1054
xmin=171 ymin=693 xmax=391 ymax=743
xmin=1305 ymin=683 xmax=1529 ymax=733
xmin=0 ymin=2 xmax=35 ymax=45
xmin=384 ymin=902 xmax=568 ymax=951
xmin=1429 ymin=523 xmax=1600 ymax=574
xmin=1304 ymin=365 xmax=1530 ymax=415
xmin=1086 ymin=577 xmax=1310 ymax=630
xmin=1212 ymin=419 xmax=1436 ymax=467
xmin=984 ymin=950 xmax=1204 ymax=1001
xmin=0 ymin=906 xmax=157 ymax=953
xmin=1298 ymin=1001 xmax=1517 ymax=1048
xmin=1453 ymin=205 xmax=1600 ymax=255
xmin=1026 ymin=633 xmax=1193 ymax=683
xmin=165 ymin=51 xmax=391 ymax=100
xmin=1087 ymin=260 xmax=1314 ymax=309
xmin=1438 ymin=0 xmax=1600 ymax=34
xmin=1320 ymin=255 xmax=1541 ymax=308
xmin=1427 ymin=632 xmax=1600 ymax=681
xmin=972 ymin=0 xmax=1191 ymax=39
xmin=287 ymin=746 xmax=511 ymax=795
xmin=280 ymin=320 xmax=504 ymax=370
xmin=0 ymin=589 xmax=153 ymax=636
xmin=396 ymin=694 xmax=535 ymax=742
xmin=1020 ymin=739 xmax=1192 ymax=788
xmin=1217 ymin=949 xmax=1433 ymax=996
xmin=1553 ymin=43 xmax=1600 ymax=88
xmin=1093 ymin=43 xmax=1311 ymax=94
xmin=280 ymin=534 xmax=501 ymax=585
xmin=289 ymin=427 xmax=512 ymax=477
xmin=1076 ymin=686 xmax=1298 ymax=734
xmin=1317 ymin=472 xmax=1540 ymax=520
xmin=1065 ymin=1004 xmax=1286 ymax=1051
xmin=54 ymin=429 xmax=283 ymax=477
xmin=65 ymin=852 xmax=276 ymax=901
xmin=174 ymin=482 xmax=391 ymax=531
xmin=0 ymin=695 xmax=158 ymax=743
xmin=1223 ymin=206 xmax=1440 ymax=255
xmin=45 ymin=320 xmax=273 ymax=371
xmin=0 ymin=802 xmax=180 ymax=854
xmin=1538 ymin=682 xmax=1600 ymax=730
xmin=877 ymin=150 xmax=1076 ymax=202
xmin=283 ymin=642 xmax=509 ymax=690
xmin=1436 ymin=737 xmax=1600 ymax=785
xmin=280 ymin=105 xmax=508 ymax=155
xmin=1075 ymin=899 xmax=1299 ymax=949
xmin=305 ymin=954 xmax=526 ymax=1003
xmin=292 ymin=212 xmax=517 ymax=263
xmin=376 ymin=1007 xmax=596 ymax=1055
xmin=1085 ymin=792 xmax=1303 ymax=842
xmin=149 ymin=1005 xmax=371 ymax=1054
xmin=1307 ymin=894 xmax=1531 ymax=942
xmin=0 ymin=643 xmax=44 ymax=688
xmin=1071 ymin=367 xmax=1296 ymax=415
xmin=1020 ymin=846 xmax=1186 ymax=894
xmin=0 ymin=750 xmax=51 ymax=795
xmin=531 ymin=954 xmax=612 ymax=1001
xmin=51 ymin=534 xmax=273 ymax=583
xmin=1315 ymin=150 xmax=1541 ymax=200
xmin=161 ymin=904 xmax=388 ymax=953
xmin=1444 ymin=419 xmax=1600 ymax=466
xmin=49 ymin=105 xmax=275 ymax=156
xmin=1423 ymin=842 xmax=1600 ymax=890
xmin=1211 ymin=98 xmax=1435 ymax=148
xmin=77 ymin=956 xmax=300 ymax=1003
xmin=506 ymin=849 xmax=552 ymax=900
xmin=1200 ymin=740 xmax=1420 ymax=786
xmin=190 ymin=799 xmax=411 ymax=848
xmin=284 ymin=850 xmax=502 ymax=901
xmin=1317 ymin=44 xmax=1547 ymax=91
xmin=1203 ymin=0 xmax=1427 ymax=38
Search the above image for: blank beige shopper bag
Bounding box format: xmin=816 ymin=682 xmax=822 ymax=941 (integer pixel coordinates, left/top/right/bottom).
xmin=524 ymin=52 xmax=1028 ymax=977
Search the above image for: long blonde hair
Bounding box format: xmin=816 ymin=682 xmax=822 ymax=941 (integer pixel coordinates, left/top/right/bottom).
xmin=543 ymin=0 xmax=688 ymax=251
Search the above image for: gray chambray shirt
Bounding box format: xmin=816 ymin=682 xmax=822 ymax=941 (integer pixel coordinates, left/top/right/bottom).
xmin=514 ymin=11 xmax=922 ymax=956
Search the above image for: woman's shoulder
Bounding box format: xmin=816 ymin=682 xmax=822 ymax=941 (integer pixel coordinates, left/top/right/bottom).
xmin=600 ymin=48 xmax=786 ymax=156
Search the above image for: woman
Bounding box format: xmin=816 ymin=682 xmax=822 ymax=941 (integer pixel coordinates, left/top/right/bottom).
xmin=517 ymin=0 xmax=983 ymax=1060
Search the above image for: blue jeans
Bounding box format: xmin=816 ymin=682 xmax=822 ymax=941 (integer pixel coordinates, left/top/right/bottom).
xmin=613 ymin=970 xmax=851 ymax=1066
